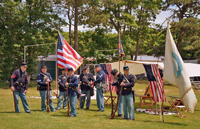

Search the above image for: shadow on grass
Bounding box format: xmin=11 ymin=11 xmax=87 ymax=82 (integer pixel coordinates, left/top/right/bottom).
xmin=141 ymin=120 xmax=188 ymax=126
xmin=0 ymin=111 xmax=17 ymax=113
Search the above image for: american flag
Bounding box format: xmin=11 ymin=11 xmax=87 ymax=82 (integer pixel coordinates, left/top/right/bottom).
xmin=118 ymin=33 xmax=125 ymax=61
xmin=143 ymin=64 xmax=167 ymax=102
xmin=57 ymin=31 xmax=83 ymax=70
xmin=106 ymin=64 xmax=117 ymax=94
xmin=100 ymin=64 xmax=117 ymax=94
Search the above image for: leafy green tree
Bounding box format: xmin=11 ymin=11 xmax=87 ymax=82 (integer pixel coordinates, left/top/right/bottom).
xmin=0 ymin=0 xmax=66 ymax=81
xmin=163 ymin=0 xmax=200 ymax=53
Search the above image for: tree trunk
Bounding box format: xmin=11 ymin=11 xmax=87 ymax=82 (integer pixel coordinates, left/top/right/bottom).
xmin=177 ymin=27 xmax=184 ymax=52
xmin=134 ymin=40 xmax=139 ymax=61
xmin=68 ymin=9 xmax=72 ymax=46
xmin=74 ymin=0 xmax=78 ymax=51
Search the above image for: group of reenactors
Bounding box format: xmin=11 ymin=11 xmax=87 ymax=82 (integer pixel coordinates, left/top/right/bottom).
xmin=9 ymin=62 xmax=135 ymax=120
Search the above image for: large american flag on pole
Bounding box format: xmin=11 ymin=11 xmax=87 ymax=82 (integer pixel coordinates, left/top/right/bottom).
xmin=143 ymin=64 xmax=167 ymax=102
xmin=57 ymin=31 xmax=83 ymax=70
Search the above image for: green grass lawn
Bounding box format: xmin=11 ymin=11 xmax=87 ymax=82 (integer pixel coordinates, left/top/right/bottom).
xmin=0 ymin=80 xmax=200 ymax=129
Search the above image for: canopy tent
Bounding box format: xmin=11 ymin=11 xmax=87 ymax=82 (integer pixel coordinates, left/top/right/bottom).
xmin=110 ymin=60 xmax=200 ymax=77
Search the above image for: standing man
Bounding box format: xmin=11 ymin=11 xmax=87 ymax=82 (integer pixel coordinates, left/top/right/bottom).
xmin=110 ymin=69 xmax=123 ymax=117
xmin=79 ymin=66 xmax=95 ymax=110
xmin=9 ymin=62 xmax=31 ymax=113
xmin=37 ymin=65 xmax=55 ymax=112
xmin=66 ymin=67 xmax=79 ymax=117
xmin=57 ymin=68 xmax=68 ymax=110
xmin=120 ymin=66 xmax=135 ymax=120
xmin=90 ymin=64 xmax=105 ymax=112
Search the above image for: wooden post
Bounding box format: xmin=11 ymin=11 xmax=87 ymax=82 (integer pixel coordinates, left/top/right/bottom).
xmin=57 ymin=66 xmax=59 ymax=95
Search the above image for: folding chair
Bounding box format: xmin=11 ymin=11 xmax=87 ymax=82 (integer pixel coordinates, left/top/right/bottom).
xmin=175 ymin=105 xmax=188 ymax=118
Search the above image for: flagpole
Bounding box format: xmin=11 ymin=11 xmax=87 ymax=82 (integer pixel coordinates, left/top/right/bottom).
xmin=56 ymin=26 xmax=59 ymax=96
xmin=119 ymin=32 xmax=121 ymax=72
xmin=162 ymin=17 xmax=170 ymax=122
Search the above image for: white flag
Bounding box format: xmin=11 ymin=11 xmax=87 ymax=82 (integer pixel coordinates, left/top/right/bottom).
xmin=163 ymin=22 xmax=197 ymax=113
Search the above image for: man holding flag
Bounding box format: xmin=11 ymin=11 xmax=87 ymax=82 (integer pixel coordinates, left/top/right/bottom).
xmin=57 ymin=31 xmax=83 ymax=116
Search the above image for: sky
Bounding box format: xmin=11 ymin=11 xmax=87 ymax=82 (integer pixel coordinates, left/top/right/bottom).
xmin=61 ymin=10 xmax=173 ymax=33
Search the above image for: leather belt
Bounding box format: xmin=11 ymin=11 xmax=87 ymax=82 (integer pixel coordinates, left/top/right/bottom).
xmin=123 ymin=87 xmax=132 ymax=90
xmin=69 ymin=87 xmax=72 ymax=89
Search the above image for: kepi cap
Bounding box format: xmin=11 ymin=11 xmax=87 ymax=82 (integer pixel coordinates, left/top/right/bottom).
xmin=41 ymin=65 xmax=47 ymax=69
xmin=68 ymin=67 xmax=73 ymax=71
xmin=21 ymin=62 xmax=27 ymax=67
xmin=95 ymin=64 xmax=100 ymax=68
xmin=61 ymin=68 xmax=66 ymax=71
xmin=123 ymin=66 xmax=129 ymax=70
xmin=83 ymin=66 xmax=88 ymax=70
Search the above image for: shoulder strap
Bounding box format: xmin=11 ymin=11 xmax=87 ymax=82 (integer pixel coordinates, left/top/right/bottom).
xmin=14 ymin=70 xmax=26 ymax=84
xmin=123 ymin=74 xmax=130 ymax=83
xmin=83 ymin=74 xmax=90 ymax=84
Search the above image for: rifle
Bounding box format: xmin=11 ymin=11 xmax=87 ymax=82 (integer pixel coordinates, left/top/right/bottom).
xmin=66 ymin=86 xmax=70 ymax=117
xmin=13 ymin=92 xmax=16 ymax=112
xmin=110 ymin=86 xmax=123 ymax=119
xmin=109 ymin=82 xmax=114 ymax=116
xmin=83 ymin=74 xmax=94 ymax=96
xmin=47 ymin=82 xmax=50 ymax=113
xmin=110 ymin=74 xmax=130 ymax=119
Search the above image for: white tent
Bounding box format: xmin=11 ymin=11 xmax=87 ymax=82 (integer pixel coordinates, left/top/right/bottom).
xmin=110 ymin=60 xmax=200 ymax=77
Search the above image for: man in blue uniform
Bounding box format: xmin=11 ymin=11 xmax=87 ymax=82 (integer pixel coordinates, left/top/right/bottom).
xmin=37 ymin=65 xmax=55 ymax=112
xmin=111 ymin=69 xmax=123 ymax=117
xmin=90 ymin=64 xmax=105 ymax=112
xmin=66 ymin=67 xmax=79 ymax=117
xmin=120 ymin=66 xmax=135 ymax=120
xmin=57 ymin=68 xmax=68 ymax=110
xmin=79 ymin=66 xmax=95 ymax=110
xmin=10 ymin=62 xmax=31 ymax=113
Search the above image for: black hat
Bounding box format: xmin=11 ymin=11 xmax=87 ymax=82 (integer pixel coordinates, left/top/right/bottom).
xmin=83 ymin=66 xmax=88 ymax=70
xmin=61 ymin=68 xmax=66 ymax=71
xmin=21 ymin=62 xmax=27 ymax=67
xmin=95 ymin=64 xmax=100 ymax=68
xmin=68 ymin=67 xmax=73 ymax=71
xmin=41 ymin=65 xmax=47 ymax=69
xmin=111 ymin=69 xmax=118 ymax=76
xmin=123 ymin=66 xmax=129 ymax=70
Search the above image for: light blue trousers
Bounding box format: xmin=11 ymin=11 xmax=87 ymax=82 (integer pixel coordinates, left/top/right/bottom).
xmin=69 ymin=93 xmax=77 ymax=116
xmin=122 ymin=93 xmax=135 ymax=120
xmin=40 ymin=90 xmax=55 ymax=111
xmin=96 ymin=87 xmax=104 ymax=111
xmin=80 ymin=90 xmax=91 ymax=109
xmin=117 ymin=94 xmax=123 ymax=115
xmin=13 ymin=91 xmax=30 ymax=113
xmin=57 ymin=91 xmax=67 ymax=109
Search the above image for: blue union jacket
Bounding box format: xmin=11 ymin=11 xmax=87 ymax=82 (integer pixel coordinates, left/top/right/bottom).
xmin=67 ymin=75 xmax=79 ymax=96
xmin=94 ymin=70 xmax=106 ymax=85
xmin=37 ymin=72 xmax=53 ymax=91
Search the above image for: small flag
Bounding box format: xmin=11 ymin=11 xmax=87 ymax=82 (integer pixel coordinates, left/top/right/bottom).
xmin=57 ymin=31 xmax=83 ymax=71
xmin=143 ymin=64 xmax=167 ymax=102
xmin=118 ymin=33 xmax=125 ymax=61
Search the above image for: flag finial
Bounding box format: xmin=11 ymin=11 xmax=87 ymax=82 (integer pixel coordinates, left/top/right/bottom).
xmin=167 ymin=17 xmax=170 ymax=27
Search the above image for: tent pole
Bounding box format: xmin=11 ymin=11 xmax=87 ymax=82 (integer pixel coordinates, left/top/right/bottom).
xmin=119 ymin=60 xmax=120 ymax=72
xmin=162 ymin=79 xmax=164 ymax=122
xmin=155 ymin=64 xmax=158 ymax=115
